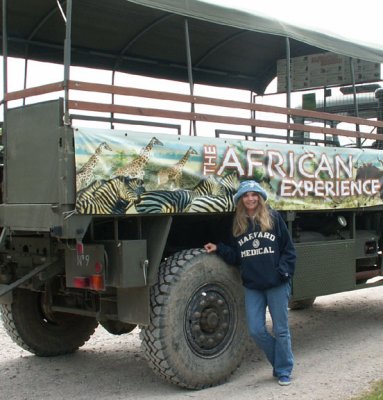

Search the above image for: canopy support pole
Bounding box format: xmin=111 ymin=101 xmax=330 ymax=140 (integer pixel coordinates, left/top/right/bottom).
xmin=350 ymin=58 xmax=361 ymax=148
xmin=111 ymin=70 xmax=116 ymax=129
xmin=285 ymin=37 xmax=291 ymax=143
xmin=2 ymin=0 xmax=8 ymax=108
xmin=2 ymin=0 xmax=8 ymax=203
xmin=63 ymin=0 xmax=72 ymax=126
xmin=185 ymin=18 xmax=197 ymax=136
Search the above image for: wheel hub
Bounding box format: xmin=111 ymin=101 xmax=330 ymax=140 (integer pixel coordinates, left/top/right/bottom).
xmin=185 ymin=284 xmax=235 ymax=357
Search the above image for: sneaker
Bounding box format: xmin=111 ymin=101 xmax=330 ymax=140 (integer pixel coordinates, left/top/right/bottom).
xmin=278 ymin=376 xmax=291 ymax=386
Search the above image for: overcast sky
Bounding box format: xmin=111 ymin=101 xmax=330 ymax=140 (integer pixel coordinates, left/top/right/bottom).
xmin=204 ymin=0 xmax=383 ymax=48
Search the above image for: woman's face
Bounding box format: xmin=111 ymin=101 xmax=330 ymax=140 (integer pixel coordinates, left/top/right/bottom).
xmin=241 ymin=191 xmax=260 ymax=215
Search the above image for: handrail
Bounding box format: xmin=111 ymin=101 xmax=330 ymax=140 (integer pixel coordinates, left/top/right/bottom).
xmin=4 ymin=80 xmax=383 ymax=142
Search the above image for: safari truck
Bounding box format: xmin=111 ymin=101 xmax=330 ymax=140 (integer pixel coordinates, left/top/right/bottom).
xmin=1 ymin=0 xmax=383 ymax=390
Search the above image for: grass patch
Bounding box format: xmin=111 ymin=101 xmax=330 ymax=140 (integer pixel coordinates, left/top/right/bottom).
xmin=354 ymin=381 xmax=383 ymax=400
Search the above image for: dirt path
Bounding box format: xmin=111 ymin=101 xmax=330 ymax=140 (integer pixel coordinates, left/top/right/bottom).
xmin=1 ymin=286 xmax=383 ymax=400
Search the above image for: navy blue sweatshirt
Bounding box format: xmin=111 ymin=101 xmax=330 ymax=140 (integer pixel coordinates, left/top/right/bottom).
xmin=216 ymin=210 xmax=296 ymax=290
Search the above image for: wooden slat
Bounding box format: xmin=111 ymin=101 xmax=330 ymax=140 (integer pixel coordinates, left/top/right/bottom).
xmin=6 ymin=80 xmax=383 ymax=137
xmin=68 ymin=80 xmax=383 ymax=129
xmin=4 ymin=82 xmax=64 ymax=101
xmin=68 ymin=100 xmax=383 ymax=141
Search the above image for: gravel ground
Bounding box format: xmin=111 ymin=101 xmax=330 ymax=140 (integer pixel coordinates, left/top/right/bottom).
xmin=1 ymin=286 xmax=383 ymax=400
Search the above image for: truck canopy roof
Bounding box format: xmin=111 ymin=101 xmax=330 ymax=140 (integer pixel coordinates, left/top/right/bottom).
xmin=2 ymin=0 xmax=383 ymax=93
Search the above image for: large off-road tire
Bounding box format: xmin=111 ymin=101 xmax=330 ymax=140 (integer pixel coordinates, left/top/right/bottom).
xmin=0 ymin=288 xmax=98 ymax=356
xmin=289 ymin=297 xmax=316 ymax=310
xmin=140 ymin=248 xmax=248 ymax=389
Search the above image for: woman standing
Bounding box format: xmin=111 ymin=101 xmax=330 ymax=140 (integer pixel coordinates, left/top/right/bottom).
xmin=204 ymin=180 xmax=296 ymax=386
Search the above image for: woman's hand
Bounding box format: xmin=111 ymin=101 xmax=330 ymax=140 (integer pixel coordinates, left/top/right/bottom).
xmin=204 ymin=243 xmax=217 ymax=253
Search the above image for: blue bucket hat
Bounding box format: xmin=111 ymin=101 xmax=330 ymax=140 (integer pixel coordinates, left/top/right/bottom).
xmin=233 ymin=180 xmax=268 ymax=204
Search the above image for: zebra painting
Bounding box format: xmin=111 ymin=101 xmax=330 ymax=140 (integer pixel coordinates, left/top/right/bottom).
xmin=136 ymin=175 xmax=225 ymax=214
xmin=76 ymin=176 xmax=145 ymax=214
xmin=191 ymin=175 xmax=226 ymax=196
xmin=76 ymin=179 xmax=106 ymax=203
xmin=185 ymin=193 xmax=234 ymax=213
xmin=186 ymin=173 xmax=240 ymax=213
xmin=135 ymin=189 xmax=193 ymax=213
xmin=218 ymin=172 xmax=240 ymax=194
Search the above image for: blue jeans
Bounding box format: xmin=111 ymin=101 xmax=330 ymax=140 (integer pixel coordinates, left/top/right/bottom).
xmin=244 ymin=281 xmax=294 ymax=378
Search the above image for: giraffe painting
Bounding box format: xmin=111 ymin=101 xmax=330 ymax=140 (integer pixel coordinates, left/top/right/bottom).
xmin=113 ymin=136 xmax=163 ymax=179
xmin=76 ymin=141 xmax=113 ymax=190
xmin=157 ymin=146 xmax=198 ymax=188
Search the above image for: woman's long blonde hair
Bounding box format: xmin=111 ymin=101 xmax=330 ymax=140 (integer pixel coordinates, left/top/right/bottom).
xmin=233 ymin=195 xmax=273 ymax=237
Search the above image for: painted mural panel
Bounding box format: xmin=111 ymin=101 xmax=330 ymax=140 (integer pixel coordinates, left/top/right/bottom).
xmin=74 ymin=128 xmax=383 ymax=215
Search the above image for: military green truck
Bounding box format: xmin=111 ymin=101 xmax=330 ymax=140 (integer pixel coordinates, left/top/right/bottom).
xmin=1 ymin=0 xmax=383 ymax=390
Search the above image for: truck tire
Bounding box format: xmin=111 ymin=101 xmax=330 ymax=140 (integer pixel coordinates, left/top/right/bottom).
xmin=140 ymin=248 xmax=248 ymax=389
xmin=289 ymin=297 xmax=316 ymax=310
xmin=0 ymin=288 xmax=98 ymax=356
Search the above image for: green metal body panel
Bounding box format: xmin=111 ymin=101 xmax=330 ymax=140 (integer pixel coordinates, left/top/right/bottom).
xmin=1 ymin=101 xmax=93 ymax=240
xmin=100 ymin=240 xmax=147 ymax=288
xmin=6 ymin=101 xmax=61 ymax=204
xmin=65 ymin=244 xmax=106 ymax=288
xmin=5 ymin=99 xmax=74 ymax=205
xmin=1 ymin=100 xmax=78 ymax=233
xmin=293 ymin=240 xmax=355 ymax=300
